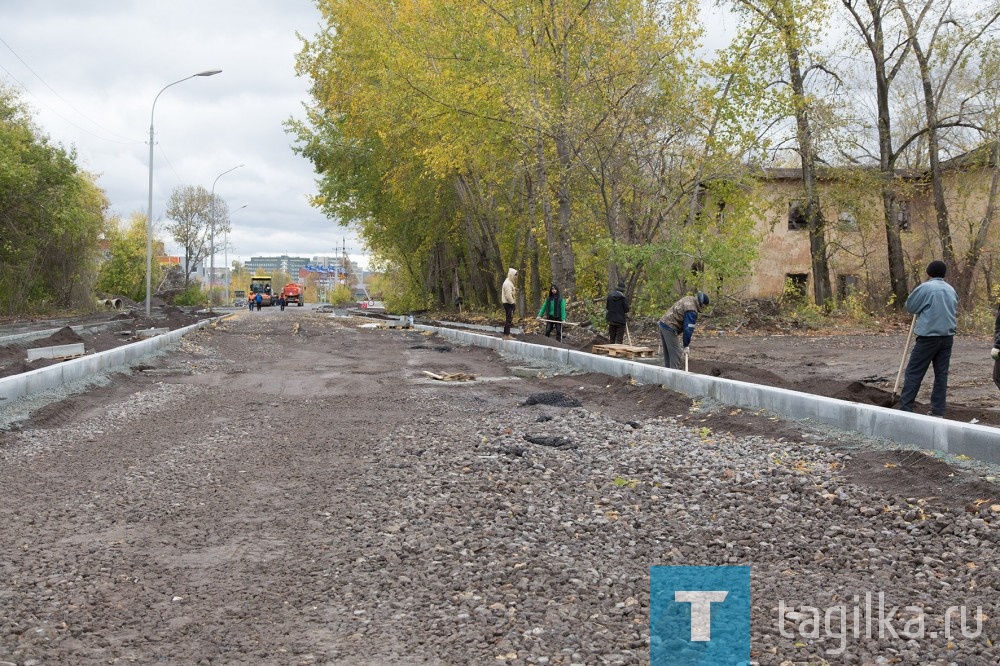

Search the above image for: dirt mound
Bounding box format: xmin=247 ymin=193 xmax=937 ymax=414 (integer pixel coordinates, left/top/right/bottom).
xmin=810 ymin=380 xmax=895 ymax=407
xmin=844 ymin=449 xmax=1000 ymax=511
xmin=537 ymin=374 xmax=692 ymax=420
xmin=30 ymin=326 xmax=84 ymax=348
xmin=692 ymin=360 xmax=793 ymax=389
xmin=521 ymin=391 xmax=583 ymax=408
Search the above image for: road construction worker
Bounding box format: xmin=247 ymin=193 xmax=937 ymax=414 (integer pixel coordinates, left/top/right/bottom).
xmin=255 ymin=292 xmax=263 ymax=311
xmin=501 ymin=268 xmax=517 ymax=336
xmin=248 ymin=295 xmax=255 ymax=311
xmin=606 ymin=281 xmax=629 ymax=345
xmin=898 ymin=260 xmax=958 ymax=416
xmin=537 ymin=284 xmax=566 ymax=341
xmin=658 ymin=291 xmax=709 ymax=370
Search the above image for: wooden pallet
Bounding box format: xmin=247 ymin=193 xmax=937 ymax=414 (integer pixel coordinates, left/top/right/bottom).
xmin=591 ymin=343 xmax=655 ymax=359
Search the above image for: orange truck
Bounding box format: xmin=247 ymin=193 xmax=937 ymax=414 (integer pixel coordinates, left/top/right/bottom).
xmin=281 ymin=282 xmax=305 ymax=306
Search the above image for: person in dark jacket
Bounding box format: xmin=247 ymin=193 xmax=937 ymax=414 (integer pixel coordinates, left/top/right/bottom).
xmin=255 ymin=292 xmax=263 ymax=311
xmin=606 ymin=282 xmax=629 ymax=344
xmin=537 ymin=284 xmax=566 ymax=341
xmin=898 ymin=260 xmax=958 ymax=416
xmin=658 ymin=291 xmax=709 ymax=369
xmin=992 ymin=303 xmax=1000 ymax=392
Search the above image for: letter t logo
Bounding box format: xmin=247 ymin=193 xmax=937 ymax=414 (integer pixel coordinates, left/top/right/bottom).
xmin=674 ymin=591 xmax=729 ymax=641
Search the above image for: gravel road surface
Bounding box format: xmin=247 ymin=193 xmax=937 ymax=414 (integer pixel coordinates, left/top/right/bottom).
xmin=0 ymin=310 xmax=997 ymax=665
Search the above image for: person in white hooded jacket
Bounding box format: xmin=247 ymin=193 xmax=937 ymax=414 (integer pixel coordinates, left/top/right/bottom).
xmin=502 ymin=268 xmax=517 ymax=336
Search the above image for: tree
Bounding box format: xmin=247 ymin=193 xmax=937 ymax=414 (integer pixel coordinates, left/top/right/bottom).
xmin=0 ymin=84 xmax=107 ymax=315
xmin=98 ymin=213 xmax=160 ymax=302
xmin=841 ymin=0 xmax=916 ymax=306
xmin=291 ymin=0 xmax=762 ymax=313
xmin=730 ymin=0 xmax=836 ymax=307
xmin=163 ymin=185 xmax=232 ymax=287
xmin=896 ymin=0 xmax=1000 ymax=300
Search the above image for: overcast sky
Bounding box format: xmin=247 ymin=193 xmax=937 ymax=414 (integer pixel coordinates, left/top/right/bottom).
xmin=1 ymin=0 xmax=366 ymax=268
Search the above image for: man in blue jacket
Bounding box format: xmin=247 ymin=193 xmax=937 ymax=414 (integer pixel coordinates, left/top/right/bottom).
xmin=898 ymin=260 xmax=958 ymax=416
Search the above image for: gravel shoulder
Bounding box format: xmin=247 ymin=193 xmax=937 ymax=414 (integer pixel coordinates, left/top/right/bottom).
xmin=0 ymin=310 xmax=997 ymax=665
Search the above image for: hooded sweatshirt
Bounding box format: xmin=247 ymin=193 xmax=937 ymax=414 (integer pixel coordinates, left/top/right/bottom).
xmin=502 ymin=268 xmax=517 ymax=305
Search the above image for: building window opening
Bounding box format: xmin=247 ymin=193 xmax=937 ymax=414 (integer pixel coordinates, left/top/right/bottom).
xmin=788 ymin=200 xmax=808 ymax=230
xmin=785 ymin=273 xmax=809 ymax=300
xmin=838 ymin=210 xmax=858 ymax=231
xmin=895 ymin=201 xmax=911 ymax=231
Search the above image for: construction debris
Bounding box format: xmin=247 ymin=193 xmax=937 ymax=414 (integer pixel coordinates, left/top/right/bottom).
xmin=421 ymin=370 xmax=476 ymax=382
xmin=523 ymin=434 xmax=577 ymax=449
xmin=521 ymin=392 xmax=582 ymax=408
xmin=136 ymin=327 xmax=169 ymax=339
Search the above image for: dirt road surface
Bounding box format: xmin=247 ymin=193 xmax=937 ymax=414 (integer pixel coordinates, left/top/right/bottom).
xmin=0 ymin=309 xmax=997 ymax=664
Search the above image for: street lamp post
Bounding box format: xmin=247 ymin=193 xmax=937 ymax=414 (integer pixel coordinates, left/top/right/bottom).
xmin=145 ymin=69 xmax=222 ymax=317
xmin=209 ymin=165 xmax=244 ymax=311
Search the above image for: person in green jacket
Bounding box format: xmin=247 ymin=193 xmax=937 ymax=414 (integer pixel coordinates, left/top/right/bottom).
xmin=537 ymin=284 xmax=566 ymax=341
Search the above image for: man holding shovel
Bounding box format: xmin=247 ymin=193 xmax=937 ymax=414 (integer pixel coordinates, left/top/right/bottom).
xmin=658 ymin=291 xmax=709 ymax=370
xmin=897 ymin=260 xmax=958 ymax=416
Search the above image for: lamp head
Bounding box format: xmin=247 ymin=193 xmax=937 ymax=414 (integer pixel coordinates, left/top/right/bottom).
xmin=196 ymin=69 xmax=223 ymax=77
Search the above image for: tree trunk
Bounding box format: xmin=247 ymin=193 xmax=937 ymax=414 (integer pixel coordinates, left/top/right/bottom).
xmin=554 ymin=130 xmax=577 ymax=299
xmin=529 ymin=231 xmax=541 ymax=315
xmin=907 ymin=19 xmax=956 ymax=269
xmin=954 ymin=141 xmax=1000 ymax=300
xmin=842 ymin=0 xmax=912 ymax=307
xmin=785 ymin=36 xmax=832 ymax=307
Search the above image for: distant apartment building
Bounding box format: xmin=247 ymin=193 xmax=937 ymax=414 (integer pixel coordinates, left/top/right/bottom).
xmin=245 ymin=255 xmax=311 ymax=276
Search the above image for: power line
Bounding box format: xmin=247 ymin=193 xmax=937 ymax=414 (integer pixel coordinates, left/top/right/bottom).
xmin=0 ymin=34 xmax=142 ymax=145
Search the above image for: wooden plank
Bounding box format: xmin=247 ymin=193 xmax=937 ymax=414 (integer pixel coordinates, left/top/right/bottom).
xmin=421 ymin=370 xmax=475 ymax=382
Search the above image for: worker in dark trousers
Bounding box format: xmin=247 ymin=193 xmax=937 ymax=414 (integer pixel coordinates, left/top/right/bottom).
xmin=606 ymin=281 xmax=629 ymax=344
xmin=898 ymin=260 xmax=958 ymax=416
xmin=255 ymin=292 xmax=263 ymax=311
xmin=279 ymin=295 xmax=287 ymax=311
xmin=501 ymin=268 xmax=517 ymax=337
xmin=658 ymin=291 xmax=709 ymax=370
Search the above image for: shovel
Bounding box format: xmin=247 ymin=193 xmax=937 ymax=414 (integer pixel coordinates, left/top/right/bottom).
xmin=891 ymin=315 xmax=917 ymax=405
xmin=537 ymin=318 xmax=592 ymax=328
xmin=625 ymin=323 xmax=633 ymax=346
xmin=684 ymin=347 xmax=689 ymax=372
